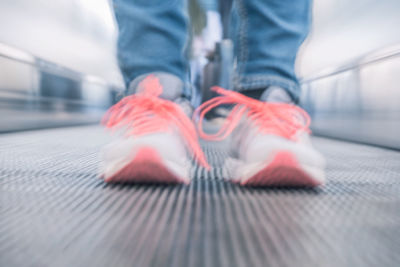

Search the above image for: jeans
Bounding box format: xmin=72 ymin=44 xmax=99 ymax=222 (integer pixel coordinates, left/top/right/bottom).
xmin=113 ymin=0 xmax=311 ymax=102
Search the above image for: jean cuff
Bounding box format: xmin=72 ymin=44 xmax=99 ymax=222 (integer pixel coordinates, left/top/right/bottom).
xmin=233 ymin=74 xmax=301 ymax=103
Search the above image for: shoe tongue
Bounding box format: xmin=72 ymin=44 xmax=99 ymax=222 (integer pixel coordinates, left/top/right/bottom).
xmin=260 ymin=86 xmax=294 ymax=104
xmin=128 ymin=73 xmax=194 ymax=117
xmin=204 ymin=105 xmax=233 ymax=121
xmin=128 ymin=72 xmax=184 ymax=101
xmin=205 ymin=87 xmax=293 ymax=120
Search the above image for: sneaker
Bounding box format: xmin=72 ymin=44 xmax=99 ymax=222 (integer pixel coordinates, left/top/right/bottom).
xmin=194 ymin=86 xmax=325 ymax=187
xmin=100 ymin=74 xmax=209 ymax=183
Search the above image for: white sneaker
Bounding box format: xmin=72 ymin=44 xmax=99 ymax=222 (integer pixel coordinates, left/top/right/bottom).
xmin=194 ymin=86 xmax=325 ymax=187
xmin=99 ymin=74 xmax=209 ymax=183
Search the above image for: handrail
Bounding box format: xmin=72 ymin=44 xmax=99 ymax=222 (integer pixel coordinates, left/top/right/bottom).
xmin=300 ymin=44 xmax=400 ymax=83
xmin=0 ymin=42 xmax=122 ymax=90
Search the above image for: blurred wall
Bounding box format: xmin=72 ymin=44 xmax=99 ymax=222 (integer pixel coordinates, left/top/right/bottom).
xmin=0 ymin=0 xmax=123 ymax=87
xmin=297 ymin=0 xmax=400 ymax=77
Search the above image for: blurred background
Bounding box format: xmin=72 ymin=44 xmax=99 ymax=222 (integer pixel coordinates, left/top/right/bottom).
xmin=2 ymin=3 xmax=399 ymax=266
xmin=0 ymin=0 xmax=120 ymax=85
xmin=0 ymin=0 xmax=399 ymax=147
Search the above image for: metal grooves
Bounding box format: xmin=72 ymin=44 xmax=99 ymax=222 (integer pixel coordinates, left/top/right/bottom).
xmin=1 ymin=126 xmax=400 ymax=267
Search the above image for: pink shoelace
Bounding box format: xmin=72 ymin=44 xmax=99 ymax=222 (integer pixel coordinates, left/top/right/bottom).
xmin=193 ymin=86 xmax=311 ymax=141
xmin=102 ymin=75 xmax=210 ymax=169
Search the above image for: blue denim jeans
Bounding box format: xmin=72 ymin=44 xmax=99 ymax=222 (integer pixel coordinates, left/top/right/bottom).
xmin=113 ymin=0 xmax=311 ymax=102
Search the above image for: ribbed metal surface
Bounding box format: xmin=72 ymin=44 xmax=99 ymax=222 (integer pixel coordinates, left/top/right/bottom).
xmin=1 ymin=126 xmax=400 ymax=267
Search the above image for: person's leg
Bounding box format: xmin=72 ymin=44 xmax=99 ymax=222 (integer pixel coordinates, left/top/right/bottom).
xmin=101 ymin=1 xmax=209 ymax=183
xmin=195 ymin=0 xmax=325 ymax=186
xmin=233 ymin=0 xmax=312 ymax=103
xmin=113 ymin=0 xmax=189 ymax=92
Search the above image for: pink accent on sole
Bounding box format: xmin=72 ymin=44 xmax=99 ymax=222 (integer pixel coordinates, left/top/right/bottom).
xmin=240 ymin=151 xmax=321 ymax=187
xmin=104 ymin=147 xmax=188 ymax=184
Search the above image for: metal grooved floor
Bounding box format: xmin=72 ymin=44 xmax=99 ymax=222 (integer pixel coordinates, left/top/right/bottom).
xmin=1 ymin=126 xmax=400 ymax=267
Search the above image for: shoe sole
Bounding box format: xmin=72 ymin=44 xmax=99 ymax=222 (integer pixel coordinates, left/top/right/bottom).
xmin=103 ymin=147 xmax=189 ymax=184
xmin=238 ymin=151 xmax=322 ymax=187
